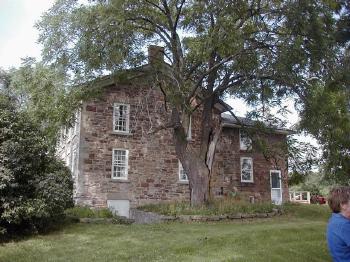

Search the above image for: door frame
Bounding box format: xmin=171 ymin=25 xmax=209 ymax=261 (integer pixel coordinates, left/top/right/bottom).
xmin=270 ymin=170 xmax=282 ymax=205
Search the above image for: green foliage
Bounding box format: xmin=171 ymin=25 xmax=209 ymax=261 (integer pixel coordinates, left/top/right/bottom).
xmin=34 ymin=0 xmax=344 ymax=205
xmin=138 ymin=199 xmax=278 ymax=216
xmin=6 ymin=60 xmax=101 ymax=150
xmin=289 ymin=171 xmax=331 ymax=196
xmin=65 ymin=206 xmax=114 ymax=219
xmin=0 ymin=94 xmax=73 ymax=235
xmin=299 ymin=55 xmax=350 ymax=184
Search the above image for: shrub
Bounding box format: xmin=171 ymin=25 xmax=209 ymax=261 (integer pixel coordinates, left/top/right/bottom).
xmin=138 ymin=198 xmax=278 ymax=216
xmin=0 ymin=94 xmax=73 ymax=236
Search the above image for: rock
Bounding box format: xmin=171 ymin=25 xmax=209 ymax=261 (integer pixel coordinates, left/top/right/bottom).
xmin=267 ymin=212 xmax=276 ymax=217
xmin=207 ymin=216 xmax=221 ymax=221
xmin=228 ymin=213 xmax=242 ymax=219
xmin=241 ymin=213 xmax=256 ymax=219
xmin=191 ymin=215 xmax=208 ymax=222
xmin=161 ymin=216 xmax=178 ymax=222
xmin=256 ymin=213 xmax=268 ymax=218
xmin=178 ymin=215 xmax=192 ymax=222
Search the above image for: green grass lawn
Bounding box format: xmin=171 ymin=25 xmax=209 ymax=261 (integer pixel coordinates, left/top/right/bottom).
xmin=0 ymin=204 xmax=332 ymax=262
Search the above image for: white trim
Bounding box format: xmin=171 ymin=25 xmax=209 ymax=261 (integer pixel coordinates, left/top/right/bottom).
xmin=111 ymin=149 xmax=129 ymax=180
xmin=113 ymin=103 xmax=130 ymax=133
xmin=270 ymin=170 xmax=282 ymax=205
xmin=239 ymin=129 xmax=252 ymax=151
xmin=240 ymin=157 xmax=254 ymax=183
xmin=178 ymin=161 xmax=189 ymax=182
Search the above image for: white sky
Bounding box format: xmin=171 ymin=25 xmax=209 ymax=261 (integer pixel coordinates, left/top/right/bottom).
xmin=0 ymin=0 xmax=55 ymax=69
xmin=0 ymin=0 xmax=316 ymax=145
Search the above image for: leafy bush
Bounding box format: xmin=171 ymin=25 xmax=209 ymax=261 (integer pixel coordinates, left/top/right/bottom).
xmin=65 ymin=206 xmax=114 ymax=219
xmin=0 ymin=94 xmax=73 ymax=236
xmin=138 ymin=198 xmax=278 ymax=216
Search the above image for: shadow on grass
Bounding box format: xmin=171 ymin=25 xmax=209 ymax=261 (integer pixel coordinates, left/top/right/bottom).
xmin=0 ymin=216 xmax=79 ymax=244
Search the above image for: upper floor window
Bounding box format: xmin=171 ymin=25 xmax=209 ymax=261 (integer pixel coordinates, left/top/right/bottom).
xmin=241 ymin=157 xmax=253 ymax=183
xmin=112 ymin=149 xmax=129 ymax=180
xmin=179 ymin=161 xmax=189 ymax=182
xmin=113 ymin=103 xmax=130 ymax=133
xmin=239 ymin=129 xmax=252 ymax=151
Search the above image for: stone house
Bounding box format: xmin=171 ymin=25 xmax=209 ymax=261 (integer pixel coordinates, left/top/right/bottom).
xmin=57 ymin=47 xmax=291 ymax=217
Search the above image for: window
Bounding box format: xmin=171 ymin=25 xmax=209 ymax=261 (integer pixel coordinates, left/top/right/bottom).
xmin=178 ymin=161 xmax=189 ymax=182
xmin=112 ymin=149 xmax=129 ymax=179
xmin=241 ymin=157 xmax=253 ymax=182
xmin=113 ymin=103 xmax=130 ymax=133
xmin=239 ymin=130 xmax=252 ymax=151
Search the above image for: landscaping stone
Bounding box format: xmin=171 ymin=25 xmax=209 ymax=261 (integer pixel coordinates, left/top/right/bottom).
xmin=191 ymin=215 xmax=208 ymax=222
xmin=241 ymin=213 xmax=256 ymax=219
xmin=219 ymin=215 xmax=228 ymax=220
xmin=79 ymin=218 xmax=114 ymax=224
xmin=207 ymin=216 xmax=221 ymax=221
xmin=130 ymin=209 xmax=166 ymax=224
xmin=228 ymin=213 xmax=242 ymax=219
xmin=161 ymin=216 xmax=178 ymax=222
xmin=178 ymin=215 xmax=192 ymax=222
xmin=256 ymin=213 xmax=268 ymax=218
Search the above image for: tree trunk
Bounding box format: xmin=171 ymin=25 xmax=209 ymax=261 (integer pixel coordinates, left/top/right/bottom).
xmin=185 ymin=155 xmax=210 ymax=206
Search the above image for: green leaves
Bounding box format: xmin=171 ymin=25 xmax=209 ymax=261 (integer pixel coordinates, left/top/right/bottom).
xmin=0 ymin=93 xmax=73 ymax=235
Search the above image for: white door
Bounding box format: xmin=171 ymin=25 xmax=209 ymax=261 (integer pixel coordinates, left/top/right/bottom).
xmin=107 ymin=200 xmax=130 ymax=218
xmin=270 ymin=170 xmax=282 ymax=205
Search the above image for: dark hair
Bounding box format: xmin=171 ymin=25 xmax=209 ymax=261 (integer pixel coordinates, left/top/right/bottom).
xmin=328 ymin=186 xmax=350 ymax=213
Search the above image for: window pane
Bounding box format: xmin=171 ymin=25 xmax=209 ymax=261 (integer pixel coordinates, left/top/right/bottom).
xmin=241 ymin=158 xmax=253 ymax=182
xmin=114 ymin=104 xmax=129 ymax=132
xmin=112 ymin=150 xmax=128 ymax=179
xmin=179 ymin=162 xmax=188 ymax=181
xmin=271 ymin=172 xmax=281 ymax=188
xmin=240 ymin=130 xmax=252 ymax=150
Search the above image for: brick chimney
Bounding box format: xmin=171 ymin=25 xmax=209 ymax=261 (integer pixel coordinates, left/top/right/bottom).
xmin=148 ymin=45 xmax=164 ymax=64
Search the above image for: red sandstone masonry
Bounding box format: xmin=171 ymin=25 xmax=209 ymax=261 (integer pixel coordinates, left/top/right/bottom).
xmin=75 ymin=83 xmax=289 ymax=208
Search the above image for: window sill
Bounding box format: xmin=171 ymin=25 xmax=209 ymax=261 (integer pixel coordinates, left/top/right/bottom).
xmin=239 ymin=149 xmax=252 ymax=152
xmin=109 ymin=179 xmax=130 ymax=183
xmin=241 ymin=181 xmax=254 ymax=184
xmin=178 ymin=181 xmax=189 ymax=185
xmin=110 ymin=131 xmax=132 ymax=136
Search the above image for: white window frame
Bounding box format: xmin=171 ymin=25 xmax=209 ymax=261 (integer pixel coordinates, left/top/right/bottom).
xmin=240 ymin=157 xmax=254 ymax=183
xmin=178 ymin=161 xmax=189 ymax=182
xmin=270 ymin=170 xmax=283 ymax=205
xmin=113 ymin=103 xmax=130 ymax=133
xmin=111 ymin=149 xmax=129 ymax=180
xmin=239 ymin=129 xmax=252 ymax=151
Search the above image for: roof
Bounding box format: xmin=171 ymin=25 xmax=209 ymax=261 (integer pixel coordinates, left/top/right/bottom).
xmin=221 ymin=114 xmax=294 ymax=135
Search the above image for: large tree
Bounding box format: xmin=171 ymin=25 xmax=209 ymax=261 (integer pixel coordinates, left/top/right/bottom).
xmin=298 ymin=0 xmax=350 ymax=185
xmin=37 ymin=0 xmax=339 ymax=205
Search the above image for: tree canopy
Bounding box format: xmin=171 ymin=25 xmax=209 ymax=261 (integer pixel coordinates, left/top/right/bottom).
xmin=36 ymin=0 xmax=343 ymax=204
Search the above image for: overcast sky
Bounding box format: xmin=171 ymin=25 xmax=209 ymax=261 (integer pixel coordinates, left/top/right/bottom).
xmin=0 ymin=0 xmax=54 ymax=69
xmin=0 ymin=0 xmax=307 ymax=130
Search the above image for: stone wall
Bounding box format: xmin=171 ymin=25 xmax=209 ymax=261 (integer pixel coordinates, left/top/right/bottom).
xmin=211 ymin=128 xmax=288 ymax=202
xmin=73 ymin=82 xmax=289 ymax=208
xmin=77 ymin=83 xmax=191 ymax=207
